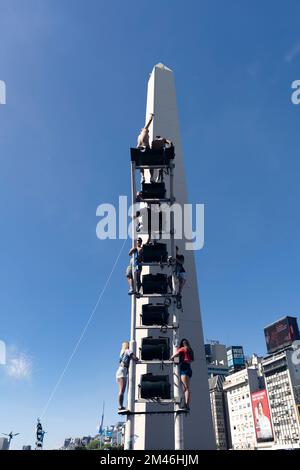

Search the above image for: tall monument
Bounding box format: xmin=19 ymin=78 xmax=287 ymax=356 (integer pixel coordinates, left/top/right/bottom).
xmin=126 ymin=64 xmax=215 ymax=450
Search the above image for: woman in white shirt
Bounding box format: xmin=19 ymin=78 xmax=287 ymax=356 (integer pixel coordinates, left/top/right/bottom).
xmin=116 ymin=341 xmax=138 ymax=411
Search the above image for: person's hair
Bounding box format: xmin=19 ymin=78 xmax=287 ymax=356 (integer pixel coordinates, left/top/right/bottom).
xmin=180 ymin=338 xmax=194 ymax=360
xmin=257 ymin=400 xmax=264 ymax=412
xmin=120 ymin=341 xmax=129 ymax=357
xmin=180 ymin=338 xmax=190 ymax=348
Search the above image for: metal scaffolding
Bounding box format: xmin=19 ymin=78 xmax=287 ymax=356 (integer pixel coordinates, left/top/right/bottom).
xmin=124 ymin=148 xmax=186 ymax=450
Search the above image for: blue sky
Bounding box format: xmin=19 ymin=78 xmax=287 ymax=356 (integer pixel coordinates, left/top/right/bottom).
xmin=1 ymin=0 xmax=300 ymax=449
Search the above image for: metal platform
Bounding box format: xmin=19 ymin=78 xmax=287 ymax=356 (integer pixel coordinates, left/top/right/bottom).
xmin=136 ymin=293 xmax=176 ymax=299
xmin=136 ymin=360 xmax=173 ymax=365
xmin=135 ymin=164 xmax=175 ymax=170
xmin=119 ymin=409 xmax=189 ymax=416
xmin=137 ymin=198 xmax=174 ymax=204
xmin=140 ymin=262 xmax=171 ymax=267
xmin=136 ymin=325 xmax=178 ymax=330
xmin=135 ymin=398 xmax=178 ymax=404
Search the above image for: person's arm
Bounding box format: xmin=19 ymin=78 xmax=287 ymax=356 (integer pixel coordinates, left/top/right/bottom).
xmin=170 ymin=347 xmax=184 ymax=360
xmin=130 ymin=352 xmax=139 ymax=362
xmin=144 ymin=113 xmax=154 ymax=130
xmin=128 ymin=247 xmax=136 ymax=256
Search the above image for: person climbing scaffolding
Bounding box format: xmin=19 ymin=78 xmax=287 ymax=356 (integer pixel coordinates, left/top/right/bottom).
xmin=171 ymin=338 xmax=194 ymax=411
xmin=169 ymin=246 xmax=186 ymax=309
xmin=126 ymin=237 xmax=143 ymax=294
xmin=137 ymin=113 xmax=154 ymax=183
xmin=116 ymin=341 xmax=138 ymax=411
xmin=151 ymin=136 xmax=173 ymax=182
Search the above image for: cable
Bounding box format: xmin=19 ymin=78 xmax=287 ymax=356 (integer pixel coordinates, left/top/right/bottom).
xmin=40 ymin=238 xmax=128 ymax=419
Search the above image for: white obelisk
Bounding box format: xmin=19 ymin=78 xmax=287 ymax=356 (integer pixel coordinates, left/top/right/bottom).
xmin=129 ymin=64 xmax=215 ymax=450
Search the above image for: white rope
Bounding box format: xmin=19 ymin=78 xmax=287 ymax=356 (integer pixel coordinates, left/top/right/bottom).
xmin=40 ymin=238 xmax=128 ymax=419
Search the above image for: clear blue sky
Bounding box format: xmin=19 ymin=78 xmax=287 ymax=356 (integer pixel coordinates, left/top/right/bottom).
xmin=1 ymin=0 xmax=300 ymax=449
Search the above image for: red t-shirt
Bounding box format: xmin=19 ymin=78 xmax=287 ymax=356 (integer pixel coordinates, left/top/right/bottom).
xmin=176 ymin=347 xmax=192 ymax=363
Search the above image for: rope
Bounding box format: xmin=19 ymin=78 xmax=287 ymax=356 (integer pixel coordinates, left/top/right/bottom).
xmin=40 ymin=238 xmax=128 ymax=419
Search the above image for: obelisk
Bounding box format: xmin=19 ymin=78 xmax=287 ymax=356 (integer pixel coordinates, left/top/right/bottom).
xmin=130 ymin=64 xmax=215 ymax=450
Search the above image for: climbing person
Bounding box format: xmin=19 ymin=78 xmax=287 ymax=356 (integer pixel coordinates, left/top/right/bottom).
xmin=172 ymin=246 xmax=186 ymax=309
xmin=151 ymin=136 xmax=173 ymax=182
xmin=175 ymin=246 xmax=186 ymax=295
xmin=171 ymin=339 xmax=194 ymax=410
xmin=116 ymin=341 xmax=138 ymax=411
xmin=137 ymin=113 xmax=154 ymax=148
xmin=126 ymin=237 xmax=143 ymax=294
xmin=137 ymin=113 xmax=154 ymax=183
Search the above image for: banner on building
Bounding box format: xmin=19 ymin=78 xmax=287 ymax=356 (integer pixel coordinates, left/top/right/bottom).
xmin=264 ymin=316 xmax=300 ymax=354
xmin=251 ymin=390 xmax=274 ymax=443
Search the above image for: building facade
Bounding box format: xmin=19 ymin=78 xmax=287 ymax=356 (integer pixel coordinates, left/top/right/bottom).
xmin=262 ymin=349 xmax=300 ymax=449
xmin=223 ymin=367 xmax=261 ymax=449
xmin=206 ymin=341 xmax=229 ymax=378
xmin=0 ymin=438 xmax=9 ymax=450
xmin=227 ymin=346 xmax=245 ymax=374
xmin=209 ymin=375 xmax=229 ymax=449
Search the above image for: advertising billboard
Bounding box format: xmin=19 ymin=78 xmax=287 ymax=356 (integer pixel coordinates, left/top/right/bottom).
xmin=227 ymin=346 xmax=245 ymax=371
xmin=264 ymin=316 xmax=300 ymax=354
xmin=251 ymin=390 xmax=273 ymax=443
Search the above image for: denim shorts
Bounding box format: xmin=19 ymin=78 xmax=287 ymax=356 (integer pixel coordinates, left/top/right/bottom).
xmin=180 ymin=363 xmax=192 ymax=378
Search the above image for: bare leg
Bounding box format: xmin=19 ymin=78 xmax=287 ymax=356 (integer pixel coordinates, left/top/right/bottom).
xmin=127 ymin=276 xmax=133 ymax=290
xmin=136 ymin=270 xmax=141 ymax=293
xmin=181 ymin=375 xmax=190 ymax=407
xmin=118 ymin=377 xmax=127 ymax=408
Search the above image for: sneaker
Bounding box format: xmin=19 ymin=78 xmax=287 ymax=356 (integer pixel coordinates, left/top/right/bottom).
xmin=128 ymin=289 xmax=135 ymax=295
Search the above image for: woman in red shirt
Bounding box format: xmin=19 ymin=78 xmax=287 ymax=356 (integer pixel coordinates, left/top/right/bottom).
xmin=171 ymin=339 xmax=194 ymax=410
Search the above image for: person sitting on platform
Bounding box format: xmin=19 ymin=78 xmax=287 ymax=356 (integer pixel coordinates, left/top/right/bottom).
xmin=171 ymin=338 xmax=194 ymax=411
xmin=126 ymin=237 xmax=143 ymax=295
xmin=116 ymin=341 xmax=138 ymax=412
xmin=137 ymin=113 xmax=154 ymax=184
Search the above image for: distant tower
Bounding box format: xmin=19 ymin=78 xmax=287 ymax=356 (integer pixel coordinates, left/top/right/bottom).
xmin=35 ymin=419 xmax=46 ymax=450
xmin=125 ymin=64 xmax=215 ymax=450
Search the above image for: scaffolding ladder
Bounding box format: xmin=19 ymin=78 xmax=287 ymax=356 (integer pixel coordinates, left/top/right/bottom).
xmin=123 ymin=148 xmax=186 ymax=450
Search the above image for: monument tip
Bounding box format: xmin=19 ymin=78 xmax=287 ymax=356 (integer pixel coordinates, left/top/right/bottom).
xmin=153 ymin=63 xmax=173 ymax=72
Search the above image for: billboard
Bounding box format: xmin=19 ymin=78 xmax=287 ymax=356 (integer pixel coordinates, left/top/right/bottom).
xmin=227 ymin=346 xmax=245 ymax=371
xmin=264 ymin=316 xmax=300 ymax=354
xmin=251 ymin=390 xmax=274 ymax=443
